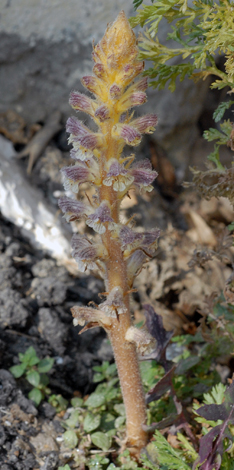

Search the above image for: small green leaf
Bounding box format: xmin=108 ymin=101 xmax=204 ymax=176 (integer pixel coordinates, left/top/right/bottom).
xmin=114 ymin=403 xmax=125 ymax=416
xmin=63 ymin=430 xmax=78 ymax=449
xmin=39 ymin=373 xmax=49 ymax=387
xmin=19 ymin=347 xmax=39 ymax=366
xmin=84 ymin=412 xmax=101 ymax=432
xmin=28 ymin=387 xmax=43 ymax=406
xmin=91 ymin=431 xmax=111 ymax=451
xmin=106 ymin=465 xmax=117 ymax=470
xmin=93 ymin=373 xmax=104 ymax=383
xmin=65 ymin=410 xmax=80 ymax=429
xmin=115 ymin=416 xmax=125 ymax=428
xmin=206 ymin=145 xmax=225 ymax=170
xmin=100 ymin=413 xmax=115 ymax=432
xmin=85 ymin=393 xmax=106 ymax=408
xmin=58 ymin=466 xmax=71 ymax=470
xmin=38 ymin=357 xmax=54 ymax=373
xmin=10 ymin=363 xmax=26 ymax=378
xmin=71 ymin=397 xmax=83 ymax=407
xmin=105 ymin=387 xmax=119 ymax=401
xmin=105 ymin=363 xmax=117 ymax=377
xmin=27 ymin=370 xmax=40 ymax=387
xmin=213 ymin=101 xmax=234 ymax=123
xmin=48 ymin=394 xmax=68 ymax=411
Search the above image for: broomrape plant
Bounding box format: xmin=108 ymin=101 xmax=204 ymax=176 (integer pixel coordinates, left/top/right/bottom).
xmin=59 ymin=11 xmax=159 ymax=455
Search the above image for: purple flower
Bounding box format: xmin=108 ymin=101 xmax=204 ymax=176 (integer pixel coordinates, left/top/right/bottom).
xmin=71 ymin=234 xmax=108 ymax=272
xmin=69 ymin=91 xmax=96 ymax=116
xmin=95 ymin=105 xmax=110 ymax=122
xmin=119 ymin=225 xmax=143 ymax=251
xmin=129 ymin=91 xmax=147 ymax=106
xmin=110 ymin=84 xmax=122 ymax=100
xmin=134 ymin=77 xmax=148 ymax=92
xmin=77 ymin=133 xmax=101 ymax=151
xmin=67 ymin=116 xmax=102 ymax=151
xmin=122 ymin=62 xmax=144 ymax=84
xmin=93 ymin=62 xmax=106 ymax=79
xmin=66 ymin=116 xmax=89 ymax=137
xmin=71 ymin=234 xmax=98 ymax=271
xmin=130 ymin=159 xmax=158 ymax=192
xmin=58 ymin=197 xmax=91 ymax=222
xmin=142 ymin=229 xmax=160 ymax=248
xmin=112 ymin=123 xmax=142 ymax=146
xmin=61 ymin=163 xmax=91 ymax=193
xmin=100 ymin=287 xmax=127 ymax=317
xmin=103 ymin=159 xmax=134 ymax=191
xmin=81 ymin=75 xmax=101 ymax=96
xmin=132 ymin=114 xmax=158 ymax=134
xmin=86 ymin=201 xmax=114 ymax=234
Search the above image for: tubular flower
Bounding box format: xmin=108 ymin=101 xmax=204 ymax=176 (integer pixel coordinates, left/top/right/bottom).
xmin=61 ymin=161 xmax=98 ymax=194
xmin=60 ymin=11 xmax=160 ymax=454
xmin=86 ymin=201 xmax=115 ymax=234
xmin=130 ymin=159 xmax=158 ymax=193
xmin=103 ymin=159 xmax=134 ymax=192
xmin=71 ymin=234 xmax=108 ymax=272
xmin=58 ymin=197 xmax=92 ymax=222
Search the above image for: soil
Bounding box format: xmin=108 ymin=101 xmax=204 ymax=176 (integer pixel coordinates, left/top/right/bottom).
xmin=0 ymin=123 xmax=233 ymax=468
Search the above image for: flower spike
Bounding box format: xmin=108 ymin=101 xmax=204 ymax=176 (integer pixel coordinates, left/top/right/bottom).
xmin=60 ymin=11 xmax=159 ymax=455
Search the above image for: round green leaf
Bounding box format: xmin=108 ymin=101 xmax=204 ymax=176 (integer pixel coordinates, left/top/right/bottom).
xmin=28 ymin=388 xmax=43 ymax=406
xmin=115 ymin=416 xmax=125 ymax=428
xmin=84 ymin=412 xmax=101 ymax=433
xmin=105 ymin=363 xmax=117 ymax=376
xmin=38 ymin=357 xmax=54 ymax=373
xmin=63 ymin=430 xmax=78 ymax=449
xmin=10 ymin=364 xmax=26 ymax=378
xmin=93 ymin=373 xmax=104 ymax=383
xmin=27 ymin=370 xmax=40 ymax=387
xmin=64 ymin=410 xmax=80 ymax=429
xmin=91 ymin=432 xmax=111 ymax=451
xmin=71 ymin=397 xmax=83 ymax=407
xmin=39 ymin=373 xmax=49 ymax=386
xmin=85 ymin=393 xmax=106 ymax=408
xmin=100 ymin=413 xmax=115 ymax=432
xmin=114 ymin=403 xmax=125 ymax=416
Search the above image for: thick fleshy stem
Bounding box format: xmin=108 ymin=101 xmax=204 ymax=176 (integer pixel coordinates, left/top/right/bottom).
xmin=59 ymin=11 xmax=159 ymax=455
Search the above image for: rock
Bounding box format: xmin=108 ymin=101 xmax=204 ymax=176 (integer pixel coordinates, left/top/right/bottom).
xmin=39 ymin=402 xmax=57 ymax=420
xmin=41 ymin=452 xmax=59 ymax=470
xmin=0 ymin=135 xmax=73 ymax=265
xmin=38 ymin=308 xmax=69 ymax=354
xmin=0 ymin=288 xmax=29 ymax=328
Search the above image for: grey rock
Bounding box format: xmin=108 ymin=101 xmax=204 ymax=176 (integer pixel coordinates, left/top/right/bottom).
xmin=15 ymin=389 xmax=38 ymax=416
xmin=0 ymin=135 xmax=72 ymax=264
xmin=40 ymin=402 xmax=57 ymax=420
xmin=0 ymin=424 xmax=7 ymax=446
xmin=41 ymin=451 xmax=59 ymax=470
xmin=0 ymin=288 xmax=29 ymax=328
xmin=38 ymin=307 xmax=69 ymax=354
xmin=30 ymin=276 xmax=67 ymax=307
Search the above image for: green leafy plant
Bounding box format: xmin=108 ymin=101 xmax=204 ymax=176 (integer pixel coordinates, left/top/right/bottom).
xmin=130 ymin=0 xmax=234 ymax=204
xmin=10 ymin=346 xmax=54 ymax=405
